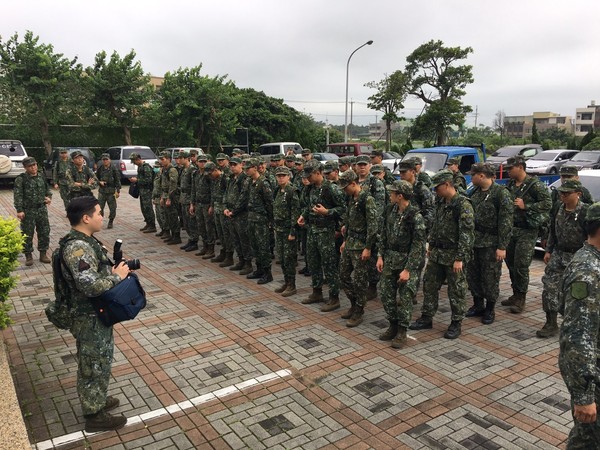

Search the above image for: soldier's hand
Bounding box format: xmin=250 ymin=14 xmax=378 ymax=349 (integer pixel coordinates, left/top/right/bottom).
xmin=313 ymin=204 xmax=328 ymax=215
xmin=399 ymin=269 xmax=410 ymax=283
xmin=574 ymin=403 xmax=596 ymax=423
xmin=340 ymin=241 xmax=345 ymax=253
xmin=287 ymin=234 xmax=295 ymax=241
xmin=130 ymin=177 xmax=138 ymax=183
xmin=189 ymin=205 xmax=195 ymax=215
xmin=17 ymin=212 xmax=25 ymax=221
xmin=297 ymin=216 xmax=305 ymax=226
xmin=514 ymin=198 xmax=525 ymax=210
xmin=453 ymin=261 xmax=463 ymax=273
xmin=115 ymin=192 xmax=120 ymax=198
xmin=496 ymin=249 xmax=506 ymax=262
xmin=361 ymin=248 xmax=371 ymax=261
xmin=160 ymin=198 xmax=165 ymax=206
xmin=44 ymin=197 xmax=51 ymax=205
xmin=166 ymin=199 xmax=171 ymax=207
xmin=112 ymin=261 xmax=130 ymax=280
xmin=208 ymin=206 xmax=214 ymax=216
xmin=74 ymin=182 xmax=82 ymax=187
xmin=376 ymin=257 xmax=384 ymax=273
xmin=543 ymin=252 xmax=551 ymax=265
xmin=99 ymin=181 xmax=106 ymax=186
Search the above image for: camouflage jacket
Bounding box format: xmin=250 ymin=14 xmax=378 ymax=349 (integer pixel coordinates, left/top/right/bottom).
xmin=382 ymin=167 xmax=396 ymax=186
xmin=302 ymin=180 xmax=346 ymax=229
xmin=412 ymin=179 xmax=435 ymax=232
xmin=506 ymin=176 xmax=552 ymax=229
xmin=52 ymin=160 xmax=71 ymax=186
xmin=179 ymin=165 xmax=195 ymax=204
xmin=428 ymin=193 xmax=474 ymax=265
xmin=191 ymin=169 xmax=211 ymax=205
xmin=453 ymin=172 xmax=467 ymax=194
xmin=558 ymin=242 xmax=600 ymax=405
xmin=468 ymin=183 xmax=513 ymax=250
xmin=551 ymin=185 xmax=593 ymax=207
xmin=211 ymin=173 xmax=228 ymax=206
xmin=378 ymin=203 xmax=426 ymax=273
xmin=225 ymin=172 xmax=250 ymax=217
xmin=160 ymin=165 xmax=179 ymax=200
xmin=136 ymin=163 xmax=154 ymax=190
xmin=273 ymin=183 xmax=300 ymax=236
xmin=152 ymin=169 xmax=162 ymax=200
xmin=66 ymin=165 xmax=97 ymax=193
xmin=343 ymin=189 xmax=378 ymax=251
xmin=14 ymin=172 xmax=51 ymax=212
xmin=95 ymin=165 xmax=121 ymax=194
xmin=247 ymin=174 xmax=274 ymax=221
xmin=418 ymin=171 xmax=432 ymax=188
xmin=546 ymin=201 xmax=589 ymax=254
xmin=359 ymin=174 xmax=386 ymax=219
xmin=60 ymin=230 xmax=122 ymax=315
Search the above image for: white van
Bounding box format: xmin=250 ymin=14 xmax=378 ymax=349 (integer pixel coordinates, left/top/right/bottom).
xmin=257 ymin=142 xmax=303 ymax=159
xmin=0 ymin=140 xmax=28 ymax=180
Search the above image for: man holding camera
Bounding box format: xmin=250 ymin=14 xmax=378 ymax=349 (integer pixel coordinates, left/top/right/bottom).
xmin=60 ymin=196 xmax=130 ymax=431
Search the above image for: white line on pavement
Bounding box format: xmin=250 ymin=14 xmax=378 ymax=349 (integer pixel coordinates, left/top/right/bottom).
xmin=34 ymin=368 xmax=292 ymax=450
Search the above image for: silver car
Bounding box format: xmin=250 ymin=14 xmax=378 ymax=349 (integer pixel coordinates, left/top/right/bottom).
xmin=525 ymin=149 xmax=578 ymax=175
xmin=107 ymin=145 xmax=157 ymax=181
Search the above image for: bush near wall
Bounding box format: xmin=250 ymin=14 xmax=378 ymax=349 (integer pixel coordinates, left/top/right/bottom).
xmin=0 ymin=216 xmax=25 ymax=329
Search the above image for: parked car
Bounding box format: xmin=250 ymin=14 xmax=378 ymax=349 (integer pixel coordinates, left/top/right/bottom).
xmin=487 ymin=144 xmax=543 ymax=178
xmin=397 ymin=146 xmax=484 ymax=182
xmin=525 ymin=149 xmax=579 ymax=175
xmin=43 ymin=147 xmax=97 ymax=182
xmin=325 ymin=142 xmax=374 ymax=157
xmin=567 ymin=151 xmax=600 ymax=171
xmin=381 ymin=151 xmax=403 ymax=172
xmin=0 ymin=140 xmax=27 ymax=180
xmin=107 ymin=145 xmax=157 ymax=181
xmin=257 ymin=142 xmax=303 ymax=160
xmin=164 ymin=147 xmax=205 ymax=160
xmin=312 ymin=153 xmax=339 ymax=164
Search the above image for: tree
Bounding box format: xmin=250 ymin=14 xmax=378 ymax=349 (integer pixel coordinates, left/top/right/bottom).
xmin=87 ymin=50 xmax=152 ymax=145
xmin=405 ymin=40 xmax=474 ymax=146
xmin=579 ymin=129 xmax=596 ymax=150
xmin=582 ymin=136 xmax=600 ymax=151
xmin=531 ymin=123 xmax=540 ymax=144
xmin=365 ymin=70 xmax=409 ymax=151
xmin=0 ymin=31 xmax=81 ymax=156
xmin=493 ymin=110 xmax=505 ymax=138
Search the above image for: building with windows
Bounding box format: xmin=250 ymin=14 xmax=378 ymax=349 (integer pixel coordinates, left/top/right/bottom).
xmin=575 ymin=101 xmax=599 ymax=136
xmin=504 ymin=112 xmax=572 ymax=138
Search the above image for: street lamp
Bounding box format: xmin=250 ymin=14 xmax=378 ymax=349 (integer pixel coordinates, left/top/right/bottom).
xmin=344 ymin=40 xmax=373 ymax=142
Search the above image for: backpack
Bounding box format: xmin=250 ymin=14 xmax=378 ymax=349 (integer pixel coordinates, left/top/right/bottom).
xmin=45 ymin=238 xmax=76 ymax=330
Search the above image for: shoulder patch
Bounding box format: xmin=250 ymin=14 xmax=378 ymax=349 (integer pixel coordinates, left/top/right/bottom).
xmin=570 ymin=281 xmax=589 ymax=300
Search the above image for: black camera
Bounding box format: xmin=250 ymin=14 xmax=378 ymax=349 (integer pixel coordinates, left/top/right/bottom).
xmin=113 ymin=239 xmax=141 ymax=270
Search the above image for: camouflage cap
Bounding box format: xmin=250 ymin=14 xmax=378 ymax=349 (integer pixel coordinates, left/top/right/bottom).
xmin=153 ymin=160 xmax=161 ymax=168
xmin=323 ymin=160 xmax=339 ymax=173
xmin=229 ymin=157 xmax=242 ymax=164
xmin=411 ymin=156 xmax=423 ymax=165
xmin=355 ymin=155 xmax=370 ymax=165
xmin=303 ymin=160 xmax=321 ymax=174
xmin=301 ymin=148 xmax=312 ymax=155
xmin=240 ymin=153 xmax=251 ymax=160
xmin=503 ymin=156 xmax=525 ymax=168
xmin=159 ymin=151 xmax=171 ymax=159
xmin=275 ymin=166 xmax=291 ymax=176
xmin=397 ymin=160 xmax=416 ymax=171
xmin=197 ymin=154 xmax=209 ymax=162
xmin=189 ymin=149 xmax=199 ymax=156
xmin=386 ymin=179 xmax=413 ymax=196
xmin=350 ymin=156 xmax=357 ymax=164
xmin=177 ymin=151 xmax=190 ymax=158
xmin=271 ymin=154 xmax=282 ymax=162
xmin=586 ymin=202 xmax=600 ymax=224
xmin=560 ymin=165 xmax=578 ymax=176
xmin=129 ymin=152 xmax=141 ymax=160
xmin=446 ymin=157 xmax=460 ymax=166
xmin=469 ymin=162 xmax=495 ymax=176
xmin=231 ymin=148 xmax=243 ymax=155
xmin=204 ymin=161 xmax=217 ymax=172
xmin=371 ymin=149 xmax=383 ymax=157
xmin=59 ymin=148 xmax=68 ymax=153
xmin=431 ymin=169 xmax=454 ymax=187
xmin=244 ymin=158 xmax=260 ymax=168
xmin=338 ymin=169 xmax=357 ymax=188
xmin=370 ymin=164 xmax=384 ymax=174
xmin=71 ymin=150 xmax=83 ymax=159
xmin=284 ymin=154 xmax=296 ymax=162
xmin=22 ymin=156 xmax=37 ymax=167
xmin=557 ymin=179 xmax=583 ymax=193
xmin=101 ymin=153 xmax=110 ymax=160
xmin=216 ymin=152 xmax=229 ymax=160
xmin=250 ymin=152 xmax=261 ymax=158
xmin=339 ymin=156 xmax=353 ymax=166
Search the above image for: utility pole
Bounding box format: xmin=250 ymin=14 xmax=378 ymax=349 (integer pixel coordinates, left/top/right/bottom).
xmin=474 ymin=105 xmax=479 ymax=128
xmin=350 ymin=100 xmax=354 ymax=140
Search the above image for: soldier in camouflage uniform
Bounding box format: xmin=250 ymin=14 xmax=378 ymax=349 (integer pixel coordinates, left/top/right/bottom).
xmin=558 ymin=202 xmax=600 ymax=449
xmin=370 ymin=165 xmax=390 ymax=207
xmin=298 ymin=160 xmax=346 ymax=307
xmin=410 ymin=156 xmax=433 ymax=188
xmin=377 ymin=180 xmax=426 ymax=348
xmin=501 ymin=156 xmax=552 ymax=313
xmin=14 ymin=157 xmax=52 ymax=266
xmin=445 ymin=157 xmax=467 ymax=193
xmin=52 ymin=148 xmax=72 ymax=209
xmin=130 ymin=152 xmax=156 ymax=233
xmin=324 ymin=161 xmax=340 ymax=184
xmin=337 ymin=170 xmax=379 ymax=327
xmin=151 ymin=161 xmax=164 ymax=234
xmin=224 ymin=157 xmax=253 ymax=274
xmin=206 ymin=162 xmax=233 ymax=265
xmin=245 ymin=158 xmax=274 ymax=284
xmin=178 ymin=151 xmax=199 ymax=252
xmin=96 ymin=154 xmax=121 ymax=229
xmin=551 ymin=166 xmax=594 ymax=207
xmin=465 ymin=163 xmax=513 ymax=325
xmin=410 ymin=170 xmax=474 ymax=340
xmin=369 ymin=150 xmax=396 ymax=185
xmin=339 ymin=156 xmax=352 ymax=174
xmin=216 ymin=153 xmax=231 ymax=176
xmin=191 ymin=154 xmax=216 ymax=258
xmin=273 ymin=166 xmax=301 ymax=297
xmin=60 ymin=196 xmax=129 ymax=432
xmin=66 ymin=150 xmax=97 ymax=199
xmin=539 ymin=180 xmax=589 ymax=338
xmin=158 ymin=151 xmax=181 ymax=244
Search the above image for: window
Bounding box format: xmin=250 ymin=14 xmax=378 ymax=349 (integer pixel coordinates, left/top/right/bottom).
xmin=108 ymin=148 xmax=121 ymax=159
xmin=521 ymin=149 xmax=537 ymax=158
xmin=0 ymin=142 xmax=26 ymax=156
xmin=581 ymin=113 xmax=593 ymax=120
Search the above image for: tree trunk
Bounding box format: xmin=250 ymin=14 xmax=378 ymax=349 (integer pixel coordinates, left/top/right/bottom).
xmin=123 ymin=125 xmax=132 ymax=145
xmin=40 ymin=116 xmax=52 ymax=157
xmin=386 ymin=119 xmax=392 ymax=152
xmin=436 ymin=126 xmax=445 ymax=146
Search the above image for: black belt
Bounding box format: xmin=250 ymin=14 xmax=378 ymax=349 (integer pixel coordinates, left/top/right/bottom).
xmin=429 ymin=240 xmax=458 ymax=250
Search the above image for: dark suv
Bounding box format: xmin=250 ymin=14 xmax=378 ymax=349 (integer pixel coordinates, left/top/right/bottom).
xmin=486 ymin=144 xmax=543 ymax=178
xmin=44 ymin=147 xmax=97 ymax=182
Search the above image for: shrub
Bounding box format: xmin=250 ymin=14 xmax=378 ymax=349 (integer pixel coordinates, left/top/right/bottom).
xmin=0 ymin=216 xmax=25 ymax=329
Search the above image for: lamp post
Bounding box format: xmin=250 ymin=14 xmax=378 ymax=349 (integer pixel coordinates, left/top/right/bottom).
xmin=344 ymin=40 xmax=373 ymax=142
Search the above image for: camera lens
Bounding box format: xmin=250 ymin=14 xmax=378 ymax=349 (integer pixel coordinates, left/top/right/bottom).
xmin=127 ymin=259 xmax=141 ymax=270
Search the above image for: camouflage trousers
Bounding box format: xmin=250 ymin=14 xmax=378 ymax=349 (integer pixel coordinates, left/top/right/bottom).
xmin=339 ymin=248 xmax=369 ymax=307
xmin=195 ymin=203 xmax=215 ymax=245
xmin=466 ymin=247 xmax=502 ymax=304
xmin=307 ymin=226 xmax=339 ymax=296
xmin=58 ymin=184 xmax=70 ymax=210
xmin=139 ymin=188 xmax=155 ymax=227
xmin=275 ymin=229 xmax=297 ymax=279
xmin=214 ymin=204 xmax=233 ymax=253
xmin=505 ymin=227 xmax=538 ymax=294
xmin=181 ymin=202 xmax=198 ymax=242
xmin=98 ymin=190 xmax=117 ymax=221
xmin=421 ymin=259 xmax=467 ymax=322
xmin=153 ymin=199 xmax=165 ymax=231
xmin=163 ymin=197 xmax=180 ymax=234
xmin=367 ymin=243 xmax=380 ymax=286
xmin=248 ymin=215 xmax=271 ymax=271
xmin=228 ymin=213 xmax=251 ymax=261
xmin=379 ymin=263 xmax=417 ymax=328
xmin=542 ymin=249 xmax=575 ymax=313
xmin=566 ymin=388 xmax=600 ymax=450
xmin=70 ymin=313 xmax=114 ymax=416
xmin=20 ymin=207 xmax=50 ymax=253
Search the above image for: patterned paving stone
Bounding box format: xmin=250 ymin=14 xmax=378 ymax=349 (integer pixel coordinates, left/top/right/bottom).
xmin=218 ymin=299 xmax=300 ymax=331
xmin=319 ymin=356 xmax=444 ymax=424
xmin=188 ymin=283 xmax=260 ymax=306
xmin=206 ymin=387 xmax=350 ymax=449
xmin=256 ymin=324 xmax=362 ymax=369
xmin=130 ymin=316 xmax=225 ymax=356
xmin=141 ymin=292 xmax=188 ymax=316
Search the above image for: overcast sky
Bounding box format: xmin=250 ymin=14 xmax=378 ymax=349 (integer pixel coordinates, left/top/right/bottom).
xmin=5 ymin=0 xmax=600 ymax=127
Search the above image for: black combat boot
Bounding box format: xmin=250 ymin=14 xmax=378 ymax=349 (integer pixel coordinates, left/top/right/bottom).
xmin=301 ymin=288 xmax=324 ymax=304
xmin=341 ymin=298 xmax=356 ymax=319
xmin=143 ymin=225 xmax=157 ymax=233
xmin=391 ymin=327 xmax=408 ymax=349
xmin=155 ymin=229 xmax=165 ymax=237
xmin=409 ymin=316 xmax=433 ymax=330
xmin=274 ymin=279 xmax=288 ymax=293
xmin=321 ymin=294 xmax=340 ymax=312
xmin=202 ymin=244 xmax=215 ymax=259
xmin=509 ymin=292 xmax=526 ymax=314
xmin=180 ymin=241 xmax=192 ymax=250
xmin=219 ymin=252 xmax=235 ymax=267
xmin=104 ymin=396 xmax=120 ymax=412
xmin=465 ymin=296 xmax=485 ymax=317
xmin=536 ymin=312 xmax=559 ymax=338
xmin=239 ymin=260 xmax=253 ymax=276
xmin=140 ymin=224 xmax=149 ymax=231
xmin=482 ymin=301 xmax=496 ymax=325
xmin=379 ymin=320 xmax=399 ymax=341
xmin=444 ymin=320 xmax=462 ymax=339
xmin=185 ymin=242 xmax=199 ymax=252
xmin=257 ymin=268 xmax=273 ymax=285
xmin=160 ymin=231 xmax=172 ymax=240
xmin=230 ymin=259 xmax=244 ymax=271
xmin=107 ymin=220 xmax=114 ymax=229
xmin=84 ymin=410 xmax=127 ymax=432
xmin=167 ymin=233 xmax=182 ymax=245
xmin=246 ymin=269 xmax=263 ymax=279
xmin=346 ymin=305 xmax=364 ymax=327
xmin=281 ymin=279 xmax=297 ymax=297
xmin=211 ymin=249 xmax=226 ymax=263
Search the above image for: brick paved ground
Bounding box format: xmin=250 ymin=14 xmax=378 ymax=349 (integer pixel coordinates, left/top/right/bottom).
xmin=0 ymin=185 xmax=570 ymax=449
